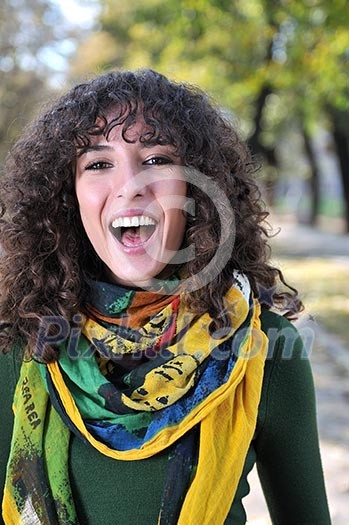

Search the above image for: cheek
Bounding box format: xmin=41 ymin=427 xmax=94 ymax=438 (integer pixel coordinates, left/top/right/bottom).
xmin=157 ymin=180 xmax=187 ymax=246
xmin=155 ymin=179 xmax=187 ymax=210
xmin=75 ymin=181 xmax=106 ymax=222
xmin=165 ymin=207 xmax=187 ymax=250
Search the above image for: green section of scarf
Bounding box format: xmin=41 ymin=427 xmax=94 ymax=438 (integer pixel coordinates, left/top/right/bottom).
xmin=3 ymin=362 xmax=74 ymax=524
xmin=3 ymin=275 xmax=267 ymax=525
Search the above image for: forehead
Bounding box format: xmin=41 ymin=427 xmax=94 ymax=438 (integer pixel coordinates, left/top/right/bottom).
xmin=77 ymin=118 xmax=145 ymax=152
xmin=106 ymin=118 xmax=148 ymax=142
xmin=78 ymin=122 xmax=179 ymax=162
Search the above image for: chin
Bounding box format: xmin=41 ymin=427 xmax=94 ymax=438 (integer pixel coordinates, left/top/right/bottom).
xmin=107 ymin=266 xmax=165 ymax=288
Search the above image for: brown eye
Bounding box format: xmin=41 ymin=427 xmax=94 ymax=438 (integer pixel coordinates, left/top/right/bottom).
xmin=85 ymin=161 xmax=113 ymax=170
xmin=143 ymin=156 xmax=173 ymax=166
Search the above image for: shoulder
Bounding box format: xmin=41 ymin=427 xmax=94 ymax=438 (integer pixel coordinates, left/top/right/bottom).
xmin=260 ymin=307 xmax=299 ymax=336
xmin=259 ymin=307 xmax=308 ymax=361
xmin=257 ymin=308 xmax=316 ymax=430
xmin=259 ymin=307 xmax=313 ymax=380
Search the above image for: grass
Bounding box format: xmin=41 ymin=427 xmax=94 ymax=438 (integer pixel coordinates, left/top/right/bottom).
xmin=274 ymin=257 xmax=349 ymax=347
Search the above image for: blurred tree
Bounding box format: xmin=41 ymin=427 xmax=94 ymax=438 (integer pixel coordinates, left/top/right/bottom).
xmin=328 ymin=106 xmax=349 ymax=230
xmin=70 ymin=0 xmax=349 ymax=228
xmin=302 ymin=125 xmax=320 ymax=225
xmin=0 ymin=0 xmax=73 ymax=163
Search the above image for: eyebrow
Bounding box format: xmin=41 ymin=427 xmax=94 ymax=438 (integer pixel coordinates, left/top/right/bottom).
xmin=77 ymin=142 xmax=175 ymax=157
xmin=78 ymin=144 xmax=113 ymax=156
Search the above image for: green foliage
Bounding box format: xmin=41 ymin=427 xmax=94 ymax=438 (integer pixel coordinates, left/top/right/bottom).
xmin=68 ymin=0 xmax=349 ymax=225
xmin=71 ymin=0 xmax=349 ymax=132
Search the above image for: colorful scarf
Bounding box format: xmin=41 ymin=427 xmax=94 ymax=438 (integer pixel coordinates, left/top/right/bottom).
xmin=3 ymin=273 xmax=267 ymax=524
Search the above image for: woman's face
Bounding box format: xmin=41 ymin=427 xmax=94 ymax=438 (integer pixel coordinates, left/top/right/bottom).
xmin=75 ymin=120 xmax=187 ymax=288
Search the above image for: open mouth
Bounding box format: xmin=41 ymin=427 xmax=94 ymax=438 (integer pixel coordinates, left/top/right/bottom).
xmin=110 ymin=215 xmax=157 ymax=247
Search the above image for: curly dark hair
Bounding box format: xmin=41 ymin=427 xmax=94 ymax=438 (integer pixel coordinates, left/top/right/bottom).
xmin=0 ymin=68 xmax=301 ymax=362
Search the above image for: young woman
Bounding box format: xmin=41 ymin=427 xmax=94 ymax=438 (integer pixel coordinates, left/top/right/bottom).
xmin=0 ymin=69 xmax=330 ymax=524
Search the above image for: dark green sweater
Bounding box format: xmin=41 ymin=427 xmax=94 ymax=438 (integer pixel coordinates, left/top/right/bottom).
xmin=0 ymin=310 xmax=331 ymax=524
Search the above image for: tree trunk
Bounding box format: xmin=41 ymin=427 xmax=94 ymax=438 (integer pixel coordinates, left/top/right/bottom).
xmin=247 ymin=38 xmax=278 ymax=206
xmin=248 ymin=85 xmax=278 ymax=206
xmin=331 ymin=118 xmax=349 ymax=233
xmin=249 ymin=85 xmax=273 ymax=152
xmin=302 ymin=127 xmax=320 ymax=225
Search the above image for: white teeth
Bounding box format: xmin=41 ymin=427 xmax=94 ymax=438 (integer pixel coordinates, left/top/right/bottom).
xmin=111 ymin=215 xmax=156 ymax=229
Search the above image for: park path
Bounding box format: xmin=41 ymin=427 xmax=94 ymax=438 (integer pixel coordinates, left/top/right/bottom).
xmin=244 ymin=218 xmax=349 ymax=524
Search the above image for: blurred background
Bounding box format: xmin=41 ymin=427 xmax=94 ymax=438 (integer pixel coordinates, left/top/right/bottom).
xmin=1 ymin=0 xmax=348 ymax=522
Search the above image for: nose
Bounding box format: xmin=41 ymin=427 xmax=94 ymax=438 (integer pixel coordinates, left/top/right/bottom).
xmin=115 ymin=161 xmax=148 ymax=200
